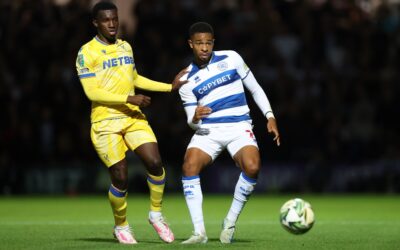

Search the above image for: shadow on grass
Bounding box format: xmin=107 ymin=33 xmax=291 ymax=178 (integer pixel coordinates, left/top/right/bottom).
xmin=209 ymin=238 xmax=252 ymax=243
xmin=78 ymin=237 xmax=252 ymax=244
xmin=77 ymin=238 xmax=116 ymax=243
xmin=174 ymin=237 xmax=252 ymax=244
xmin=77 ymin=238 xmax=160 ymax=244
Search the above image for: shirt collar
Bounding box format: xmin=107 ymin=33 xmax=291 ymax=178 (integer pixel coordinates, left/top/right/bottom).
xmin=94 ymin=36 xmax=118 ymax=46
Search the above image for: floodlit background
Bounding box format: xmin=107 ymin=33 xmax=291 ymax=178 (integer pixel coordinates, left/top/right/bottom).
xmin=1 ymin=0 xmax=399 ymax=194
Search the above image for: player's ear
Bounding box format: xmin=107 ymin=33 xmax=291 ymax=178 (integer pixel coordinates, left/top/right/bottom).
xmin=188 ymin=39 xmax=193 ymax=49
xmin=93 ymin=19 xmax=98 ymax=28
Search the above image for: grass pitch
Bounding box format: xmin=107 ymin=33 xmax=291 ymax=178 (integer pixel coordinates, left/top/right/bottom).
xmin=0 ymin=194 xmax=399 ymax=249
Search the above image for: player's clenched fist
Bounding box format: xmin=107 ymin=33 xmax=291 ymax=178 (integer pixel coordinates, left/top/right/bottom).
xmin=192 ymin=106 xmax=212 ymax=124
xmin=127 ymin=94 xmax=151 ymax=107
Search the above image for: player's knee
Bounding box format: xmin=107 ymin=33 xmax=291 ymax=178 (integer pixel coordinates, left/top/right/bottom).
xmin=109 ymin=162 xmax=129 ymax=189
xmin=182 ymin=160 xmax=201 ymax=176
xmin=149 ymin=158 xmax=163 ymax=168
xmin=243 ymin=159 xmax=260 ymax=177
xmin=145 ymin=158 xmax=163 ymax=176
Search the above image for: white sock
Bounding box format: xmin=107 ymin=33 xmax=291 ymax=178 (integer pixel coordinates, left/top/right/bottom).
xmin=182 ymin=176 xmax=205 ymax=235
xmin=149 ymin=211 xmax=162 ymax=220
xmin=226 ymin=172 xmax=257 ymax=223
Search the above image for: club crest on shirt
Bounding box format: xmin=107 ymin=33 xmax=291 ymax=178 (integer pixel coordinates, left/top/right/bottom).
xmin=194 ymin=76 xmax=201 ymax=83
xmin=217 ymin=61 xmax=228 ymax=71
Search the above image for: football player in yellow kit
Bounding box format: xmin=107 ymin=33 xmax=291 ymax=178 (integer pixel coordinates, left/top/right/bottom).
xmin=76 ymin=1 xmax=186 ymax=244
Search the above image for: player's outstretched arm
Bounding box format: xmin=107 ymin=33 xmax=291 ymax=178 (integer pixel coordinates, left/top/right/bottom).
xmin=240 ymin=67 xmax=280 ymax=146
xmin=134 ymin=68 xmax=188 ymax=92
xmin=267 ymin=117 xmax=280 ymax=146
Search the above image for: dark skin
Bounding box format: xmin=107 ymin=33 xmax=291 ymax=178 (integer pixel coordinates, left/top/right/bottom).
xmin=94 ymin=9 xmax=187 ymax=190
xmin=183 ymin=32 xmax=280 ymax=179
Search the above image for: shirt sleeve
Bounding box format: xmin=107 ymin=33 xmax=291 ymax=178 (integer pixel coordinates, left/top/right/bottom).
xmin=134 ymin=71 xmax=172 ymax=92
xmin=76 ymin=47 xmax=128 ymax=104
xmin=231 ymin=50 xmax=275 ymax=119
xmin=179 ymin=82 xmax=200 ymax=130
xmin=128 ymin=42 xmax=172 ymax=92
xmin=242 ymin=71 xmax=275 ymax=119
xmin=231 ymin=50 xmax=251 ymax=80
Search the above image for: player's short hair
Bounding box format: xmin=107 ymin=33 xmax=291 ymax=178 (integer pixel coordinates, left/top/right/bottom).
xmin=92 ymin=1 xmax=117 ymax=19
xmin=189 ymin=22 xmax=214 ymax=38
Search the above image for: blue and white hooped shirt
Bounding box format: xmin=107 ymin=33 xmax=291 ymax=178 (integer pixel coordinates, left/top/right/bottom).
xmin=179 ymin=50 xmax=274 ymax=130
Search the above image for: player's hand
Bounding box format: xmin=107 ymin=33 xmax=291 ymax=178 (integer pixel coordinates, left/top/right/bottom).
xmin=127 ymin=94 xmax=151 ymax=107
xmin=267 ymin=118 xmax=280 ymax=146
xmin=192 ymin=106 xmax=212 ymax=124
xmin=171 ymin=68 xmax=189 ymax=91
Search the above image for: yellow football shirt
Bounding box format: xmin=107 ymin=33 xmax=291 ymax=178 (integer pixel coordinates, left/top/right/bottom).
xmin=76 ymin=36 xmax=172 ymax=123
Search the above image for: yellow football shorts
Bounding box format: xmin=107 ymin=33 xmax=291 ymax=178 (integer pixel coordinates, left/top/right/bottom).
xmin=90 ymin=114 xmax=157 ymax=167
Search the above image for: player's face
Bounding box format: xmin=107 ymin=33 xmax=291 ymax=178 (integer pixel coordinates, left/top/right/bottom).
xmin=93 ymin=9 xmax=119 ymax=43
xmin=189 ymin=33 xmax=214 ymax=65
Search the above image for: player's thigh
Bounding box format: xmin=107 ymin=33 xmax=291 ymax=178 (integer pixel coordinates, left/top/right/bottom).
xmin=91 ymin=120 xmax=128 ymax=167
xmin=134 ymin=142 xmax=161 ymax=164
xmin=134 ymin=142 xmax=164 ymax=176
xmin=227 ymin=125 xmax=260 ymax=172
xmin=183 ymin=147 xmax=213 ymax=176
xmin=187 ymin=132 xmax=224 ymax=162
xmin=233 ymin=146 xmax=261 ymax=175
xmin=124 ymin=118 xmax=157 ymax=151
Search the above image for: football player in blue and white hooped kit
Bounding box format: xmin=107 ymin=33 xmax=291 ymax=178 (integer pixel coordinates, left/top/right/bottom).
xmin=179 ymin=22 xmax=281 ymax=244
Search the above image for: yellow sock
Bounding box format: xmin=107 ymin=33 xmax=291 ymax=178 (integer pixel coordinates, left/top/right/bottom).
xmin=108 ymin=184 xmax=128 ymax=227
xmin=147 ymin=168 xmax=166 ymax=212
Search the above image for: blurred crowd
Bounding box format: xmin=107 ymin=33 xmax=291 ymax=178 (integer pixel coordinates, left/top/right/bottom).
xmin=1 ymin=0 xmax=399 ymax=193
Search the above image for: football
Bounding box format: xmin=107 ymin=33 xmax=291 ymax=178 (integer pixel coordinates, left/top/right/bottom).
xmin=279 ymin=198 xmax=315 ymax=234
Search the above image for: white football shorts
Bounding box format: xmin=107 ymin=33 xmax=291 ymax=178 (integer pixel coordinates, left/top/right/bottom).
xmin=187 ymin=122 xmax=259 ymax=161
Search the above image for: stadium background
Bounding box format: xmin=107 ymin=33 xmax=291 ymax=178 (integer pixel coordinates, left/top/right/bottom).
xmin=1 ymin=0 xmax=399 ymax=195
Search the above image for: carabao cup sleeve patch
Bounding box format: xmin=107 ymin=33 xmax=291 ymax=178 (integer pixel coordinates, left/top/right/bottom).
xmin=77 ymin=54 xmax=84 ymax=67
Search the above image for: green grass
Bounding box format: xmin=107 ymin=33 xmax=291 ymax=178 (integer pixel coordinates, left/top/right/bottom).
xmin=0 ymin=194 xmax=399 ymax=249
